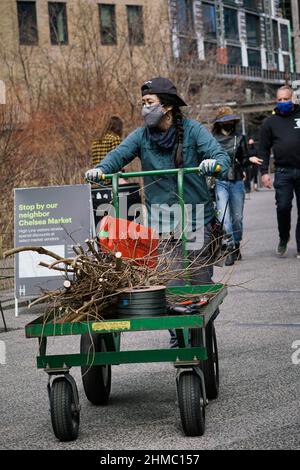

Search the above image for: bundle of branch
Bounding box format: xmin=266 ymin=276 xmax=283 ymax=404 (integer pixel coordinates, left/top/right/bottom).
xmin=4 ymin=240 xmax=159 ymax=322
xmin=3 ymin=233 xmax=226 ymax=323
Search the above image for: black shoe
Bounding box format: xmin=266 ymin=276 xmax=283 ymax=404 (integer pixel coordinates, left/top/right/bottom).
xmin=276 ymin=240 xmax=288 ymax=257
xmin=225 ymin=251 xmax=235 ymax=266
xmin=233 ymin=243 xmax=242 ymax=261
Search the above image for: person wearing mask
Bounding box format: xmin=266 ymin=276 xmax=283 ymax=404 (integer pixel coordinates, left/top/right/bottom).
xmin=212 ymin=107 xmax=262 ymax=266
xmin=259 ymin=85 xmax=300 ymax=258
xmin=85 ymin=77 xmax=231 ymax=344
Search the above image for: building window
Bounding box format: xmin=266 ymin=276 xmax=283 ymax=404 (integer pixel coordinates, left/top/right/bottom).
xmin=272 ymin=20 xmax=279 ymax=50
xmin=204 ymin=41 xmax=217 ymax=59
xmin=246 ymin=13 xmax=261 ymax=47
xmin=202 ymin=2 xmax=217 ymax=39
xmin=283 ymin=54 xmax=290 ymax=71
xmin=280 ymin=24 xmax=289 ymax=51
xmin=126 ymin=5 xmax=144 ymax=46
xmin=17 ymin=1 xmax=38 ymax=45
xmin=99 ymin=4 xmax=117 ymax=45
xmin=274 ymin=52 xmax=279 ymax=69
xmin=176 ymin=0 xmax=196 ymax=59
xmin=224 ymin=8 xmax=239 ymax=41
xmin=48 ymin=2 xmax=68 ymax=45
xmin=176 ymin=0 xmax=195 ymax=34
xmin=279 ymin=1 xmax=292 ymax=25
xmin=247 ymin=48 xmax=261 ymax=67
xmin=227 ymin=45 xmax=242 ymax=65
xmin=244 ymin=0 xmax=261 ymax=11
xmin=179 ymin=38 xmax=198 ymax=60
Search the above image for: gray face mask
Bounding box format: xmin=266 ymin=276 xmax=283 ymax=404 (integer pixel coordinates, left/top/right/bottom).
xmin=142 ymin=103 xmax=165 ymax=128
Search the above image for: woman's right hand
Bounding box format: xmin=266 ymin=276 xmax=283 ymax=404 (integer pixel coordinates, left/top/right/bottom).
xmin=199 ymin=159 xmax=218 ymax=175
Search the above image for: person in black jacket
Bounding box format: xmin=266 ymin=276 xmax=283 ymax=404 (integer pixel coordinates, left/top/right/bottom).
xmin=259 ymin=85 xmax=300 ymax=258
xmin=212 ymin=107 xmax=262 ymax=265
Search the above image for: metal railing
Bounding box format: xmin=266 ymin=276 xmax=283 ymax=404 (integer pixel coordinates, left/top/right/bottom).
xmin=177 ymin=60 xmax=300 ymax=84
xmin=216 ymin=63 xmax=300 ymax=84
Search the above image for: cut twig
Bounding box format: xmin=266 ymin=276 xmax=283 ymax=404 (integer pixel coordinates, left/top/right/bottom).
xmin=4 ymin=246 xmax=64 ymax=260
xmin=39 ymin=261 xmax=74 ymax=273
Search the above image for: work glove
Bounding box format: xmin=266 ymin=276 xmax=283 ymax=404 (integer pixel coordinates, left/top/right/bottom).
xmin=199 ymin=159 xmax=218 ymax=176
xmin=85 ymin=168 xmax=103 ymax=182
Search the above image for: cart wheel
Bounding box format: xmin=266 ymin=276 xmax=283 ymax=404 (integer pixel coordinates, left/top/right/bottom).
xmin=191 ymin=322 xmax=219 ymax=400
xmin=203 ymin=322 xmax=219 ymax=399
xmin=80 ymin=334 xmax=111 ymax=405
xmin=177 ymin=370 xmax=205 ymax=437
xmin=50 ymin=377 xmax=80 ymax=442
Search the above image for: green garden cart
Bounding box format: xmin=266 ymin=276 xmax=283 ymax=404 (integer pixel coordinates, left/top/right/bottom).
xmin=25 ymin=167 xmax=227 ymax=441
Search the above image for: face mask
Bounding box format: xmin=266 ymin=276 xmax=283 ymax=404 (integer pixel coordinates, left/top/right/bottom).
xmin=142 ymin=103 xmax=165 ymax=128
xmin=276 ymin=100 xmax=294 ymax=115
xmin=221 ymin=123 xmax=235 ymax=133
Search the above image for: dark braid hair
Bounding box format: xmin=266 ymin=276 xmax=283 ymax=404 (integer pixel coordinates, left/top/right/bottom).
xmin=157 ymin=93 xmax=184 ymax=168
xmin=173 ymin=107 xmax=184 ymax=168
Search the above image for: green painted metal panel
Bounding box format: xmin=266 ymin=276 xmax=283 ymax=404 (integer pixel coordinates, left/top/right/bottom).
xmin=166 ymin=283 xmax=224 ymax=295
xmin=37 ymin=346 xmax=207 ymax=369
xmin=26 ymin=314 xmax=204 ymax=338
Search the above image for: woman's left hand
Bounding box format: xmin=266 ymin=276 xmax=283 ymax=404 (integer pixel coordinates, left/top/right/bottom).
xmin=249 ymin=156 xmax=263 ymax=165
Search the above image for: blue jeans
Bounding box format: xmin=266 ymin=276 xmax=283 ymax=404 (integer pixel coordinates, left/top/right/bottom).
xmin=215 ymin=180 xmax=245 ymax=246
xmin=273 ymin=168 xmax=300 ymax=251
xmin=158 ymin=223 xmax=214 ymax=286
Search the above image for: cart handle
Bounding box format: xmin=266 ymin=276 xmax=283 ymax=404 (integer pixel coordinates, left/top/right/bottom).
xmin=100 ymin=165 xmax=220 ymax=180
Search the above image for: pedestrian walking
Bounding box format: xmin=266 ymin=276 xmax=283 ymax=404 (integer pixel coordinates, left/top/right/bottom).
xmin=91 ymin=116 xmax=123 ymax=167
xmin=259 ymin=85 xmax=300 ymax=258
xmin=212 ymin=107 xmax=262 ymax=265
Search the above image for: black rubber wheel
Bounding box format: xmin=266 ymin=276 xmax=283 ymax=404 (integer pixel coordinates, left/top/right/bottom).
xmin=191 ymin=322 xmax=219 ymax=400
xmin=80 ymin=334 xmax=111 ymax=405
xmin=50 ymin=377 xmax=80 ymax=442
xmin=203 ymin=322 xmax=219 ymax=399
xmin=177 ymin=370 xmax=205 ymax=437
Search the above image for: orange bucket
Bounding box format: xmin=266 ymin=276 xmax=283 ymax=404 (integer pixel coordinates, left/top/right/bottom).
xmin=97 ymin=216 xmax=158 ymax=268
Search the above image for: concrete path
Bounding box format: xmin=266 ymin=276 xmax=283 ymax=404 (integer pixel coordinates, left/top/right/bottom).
xmin=0 ymin=188 xmax=299 ymax=450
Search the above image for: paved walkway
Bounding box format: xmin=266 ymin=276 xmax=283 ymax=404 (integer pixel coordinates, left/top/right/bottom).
xmin=0 ymin=188 xmax=299 ymax=450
